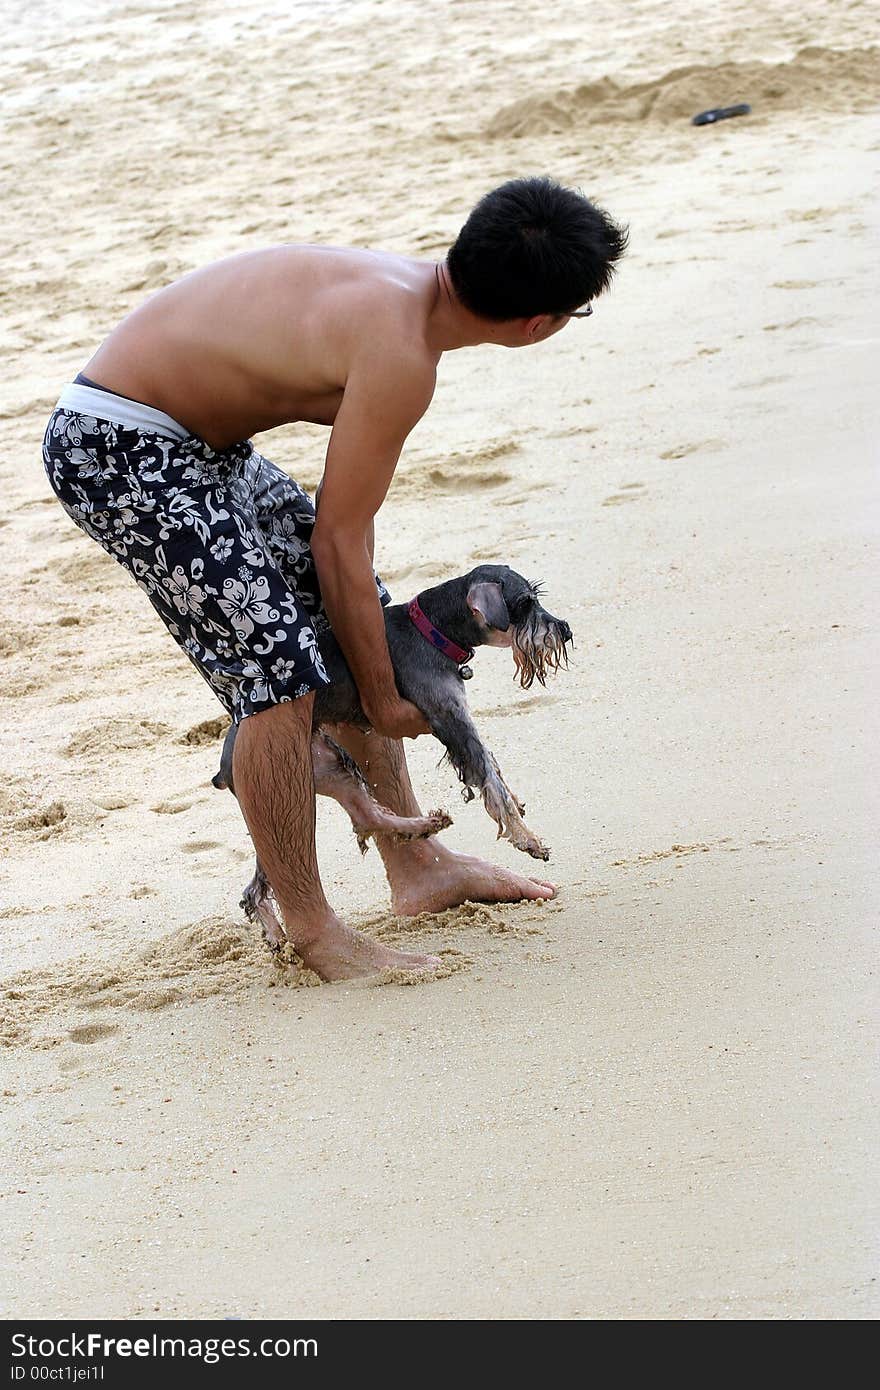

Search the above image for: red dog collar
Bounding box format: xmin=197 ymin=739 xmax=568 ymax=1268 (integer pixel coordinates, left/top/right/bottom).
xmin=407 ymin=596 xmax=474 ymax=667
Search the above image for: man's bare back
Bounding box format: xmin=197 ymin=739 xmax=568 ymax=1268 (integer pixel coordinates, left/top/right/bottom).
xmin=85 ymin=245 xmax=442 ymax=450
xmin=85 ymin=244 xmax=542 ymax=743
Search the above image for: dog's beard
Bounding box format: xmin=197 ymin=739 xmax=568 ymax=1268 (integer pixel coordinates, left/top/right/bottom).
xmin=511 ymin=614 xmax=571 ymax=689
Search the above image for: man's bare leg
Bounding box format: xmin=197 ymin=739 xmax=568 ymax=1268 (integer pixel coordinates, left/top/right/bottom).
xmin=329 ymin=725 xmax=558 ymax=915
xmin=231 ymin=695 xmax=441 ymax=980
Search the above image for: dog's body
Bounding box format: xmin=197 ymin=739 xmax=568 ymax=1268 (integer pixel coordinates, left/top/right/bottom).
xmin=214 ymin=565 xmax=572 ymax=948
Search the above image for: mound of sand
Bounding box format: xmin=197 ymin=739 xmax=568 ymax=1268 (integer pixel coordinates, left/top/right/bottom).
xmin=485 ymin=45 xmax=880 ymax=138
xmin=0 ymin=903 xmax=494 ymax=1049
xmin=0 ymin=917 xmax=307 ymax=1050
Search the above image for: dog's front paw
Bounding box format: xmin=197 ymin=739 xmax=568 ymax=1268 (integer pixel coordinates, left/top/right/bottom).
xmin=261 ymin=923 xmax=286 ymax=954
xmin=511 ymin=827 xmax=550 ymax=861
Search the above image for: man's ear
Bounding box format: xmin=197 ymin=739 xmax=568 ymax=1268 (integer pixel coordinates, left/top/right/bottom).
xmin=467 ymin=581 xmax=510 ymax=631
xmin=524 ymin=313 xmax=555 ymax=341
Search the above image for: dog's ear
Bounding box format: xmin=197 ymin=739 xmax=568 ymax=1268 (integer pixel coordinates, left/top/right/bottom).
xmin=467 ymin=581 xmax=510 ymax=632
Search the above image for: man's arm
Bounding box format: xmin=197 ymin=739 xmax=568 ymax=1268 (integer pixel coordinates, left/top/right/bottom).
xmin=310 ymin=347 xmax=436 ymax=740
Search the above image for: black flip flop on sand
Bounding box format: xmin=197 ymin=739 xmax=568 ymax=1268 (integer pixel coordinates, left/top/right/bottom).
xmin=692 ymin=103 xmax=751 ymax=126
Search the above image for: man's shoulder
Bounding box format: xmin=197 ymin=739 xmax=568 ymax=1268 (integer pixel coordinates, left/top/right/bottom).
xmin=333 ymin=275 xmax=437 ymax=437
xmin=344 ymin=336 xmax=437 ymax=424
xmin=338 ymin=252 xmax=438 ymax=345
xmin=345 ymin=270 xmax=439 ymax=392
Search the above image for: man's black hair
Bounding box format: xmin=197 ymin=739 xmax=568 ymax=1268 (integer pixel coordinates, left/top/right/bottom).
xmin=446 ymin=176 xmax=628 ymax=321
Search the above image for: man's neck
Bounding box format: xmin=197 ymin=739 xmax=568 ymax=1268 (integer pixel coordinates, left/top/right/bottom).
xmin=425 ymin=260 xmax=506 ymax=353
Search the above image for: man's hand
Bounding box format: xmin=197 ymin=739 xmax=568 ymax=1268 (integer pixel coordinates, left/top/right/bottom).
xmin=364 ymin=696 xmax=430 ymax=741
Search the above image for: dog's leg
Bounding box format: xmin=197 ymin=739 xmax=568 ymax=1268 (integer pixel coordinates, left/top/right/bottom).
xmin=311 ymin=730 xmax=452 ymax=852
xmin=226 ymin=730 xmax=450 ymax=947
xmin=429 ymin=705 xmax=549 ymax=861
xmin=213 ymin=728 xmax=287 ymax=952
xmin=486 ymin=749 xmax=526 ymax=817
xmin=240 ymin=858 xmax=287 ymax=953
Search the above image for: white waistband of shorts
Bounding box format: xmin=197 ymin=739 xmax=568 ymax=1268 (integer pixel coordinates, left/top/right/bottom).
xmin=56 ymin=383 xmax=190 ymax=442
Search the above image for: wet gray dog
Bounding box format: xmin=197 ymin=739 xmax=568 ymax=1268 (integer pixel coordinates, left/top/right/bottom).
xmin=213 ymin=564 xmax=572 ymax=949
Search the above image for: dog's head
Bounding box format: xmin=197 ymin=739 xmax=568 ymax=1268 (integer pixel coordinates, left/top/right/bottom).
xmin=465 ymin=565 xmax=573 ymax=689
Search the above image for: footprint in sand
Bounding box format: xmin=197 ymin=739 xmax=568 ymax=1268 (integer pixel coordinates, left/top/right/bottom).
xmin=1 ymin=916 xmax=266 ymax=1054
xmin=762 ymin=317 xmax=820 ymax=332
xmin=151 ymin=796 xmax=197 ymax=815
xmin=739 ymin=373 xmax=789 ymax=390
xmin=427 ymin=465 xmax=511 ymax=492
xmin=661 ymin=443 xmax=700 ymax=460
xmin=15 ymin=797 xmax=100 ymax=841
xmin=0 ymin=904 xmax=28 ymax=920
xmin=547 ymin=423 xmax=599 ymax=439
xmin=379 ymin=559 xmax=445 ymax=588
xmin=180 ymin=716 xmax=230 ymax=746
xmin=394 ymin=439 xmax=522 ymax=498
xmin=789 ymin=206 xmax=852 ymax=224
xmin=469 ymin=544 xmax=516 ymax=561
xmin=56 ymin=548 xmax=114 ymax=583
xmin=17 ymin=495 xmax=58 ymax=510
xmin=474 ymin=697 xmax=557 ymax=718
xmin=92 ymin=793 xmax=132 ymax=811
xmin=67 ymin=1022 xmax=120 ymax=1045
xmin=14 ymin=801 xmax=68 ymax=833
xmin=184 ymin=841 xmax=251 ymax=878
xmin=659 ymin=440 xmax=724 ymax=460
xmin=602 ymin=482 xmax=646 ymax=506
xmin=63 ymin=716 xmax=171 ymax=758
xmin=0 ymin=624 xmax=39 ymax=659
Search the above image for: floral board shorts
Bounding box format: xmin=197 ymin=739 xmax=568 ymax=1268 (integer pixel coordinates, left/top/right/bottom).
xmin=42 ymin=380 xmax=391 ymax=723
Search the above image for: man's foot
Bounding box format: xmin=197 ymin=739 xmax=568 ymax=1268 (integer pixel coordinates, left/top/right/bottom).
xmin=388 ymin=842 xmax=558 ymax=917
xmin=296 ymin=914 xmax=442 ymax=983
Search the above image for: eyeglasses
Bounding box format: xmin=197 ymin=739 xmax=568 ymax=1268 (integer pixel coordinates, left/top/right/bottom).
xmin=567 ymin=303 xmax=593 ymax=318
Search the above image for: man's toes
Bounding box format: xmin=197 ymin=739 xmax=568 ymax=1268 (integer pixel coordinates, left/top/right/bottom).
xmin=511 ymin=874 xmax=557 ymax=901
xmin=532 ymin=878 xmax=558 ymax=898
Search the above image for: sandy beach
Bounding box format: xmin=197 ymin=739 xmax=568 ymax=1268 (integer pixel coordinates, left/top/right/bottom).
xmin=1 ymin=0 xmax=878 ymax=1319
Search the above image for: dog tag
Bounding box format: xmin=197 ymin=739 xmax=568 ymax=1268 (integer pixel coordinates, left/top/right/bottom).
xmin=460 ymin=664 xmax=474 ymax=680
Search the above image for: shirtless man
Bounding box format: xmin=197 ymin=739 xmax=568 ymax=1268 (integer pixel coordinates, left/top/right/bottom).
xmin=42 ymin=176 xmax=626 ymax=982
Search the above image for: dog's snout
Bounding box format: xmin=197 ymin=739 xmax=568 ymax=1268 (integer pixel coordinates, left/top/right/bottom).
xmin=510 ymin=603 xmax=573 ymax=690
